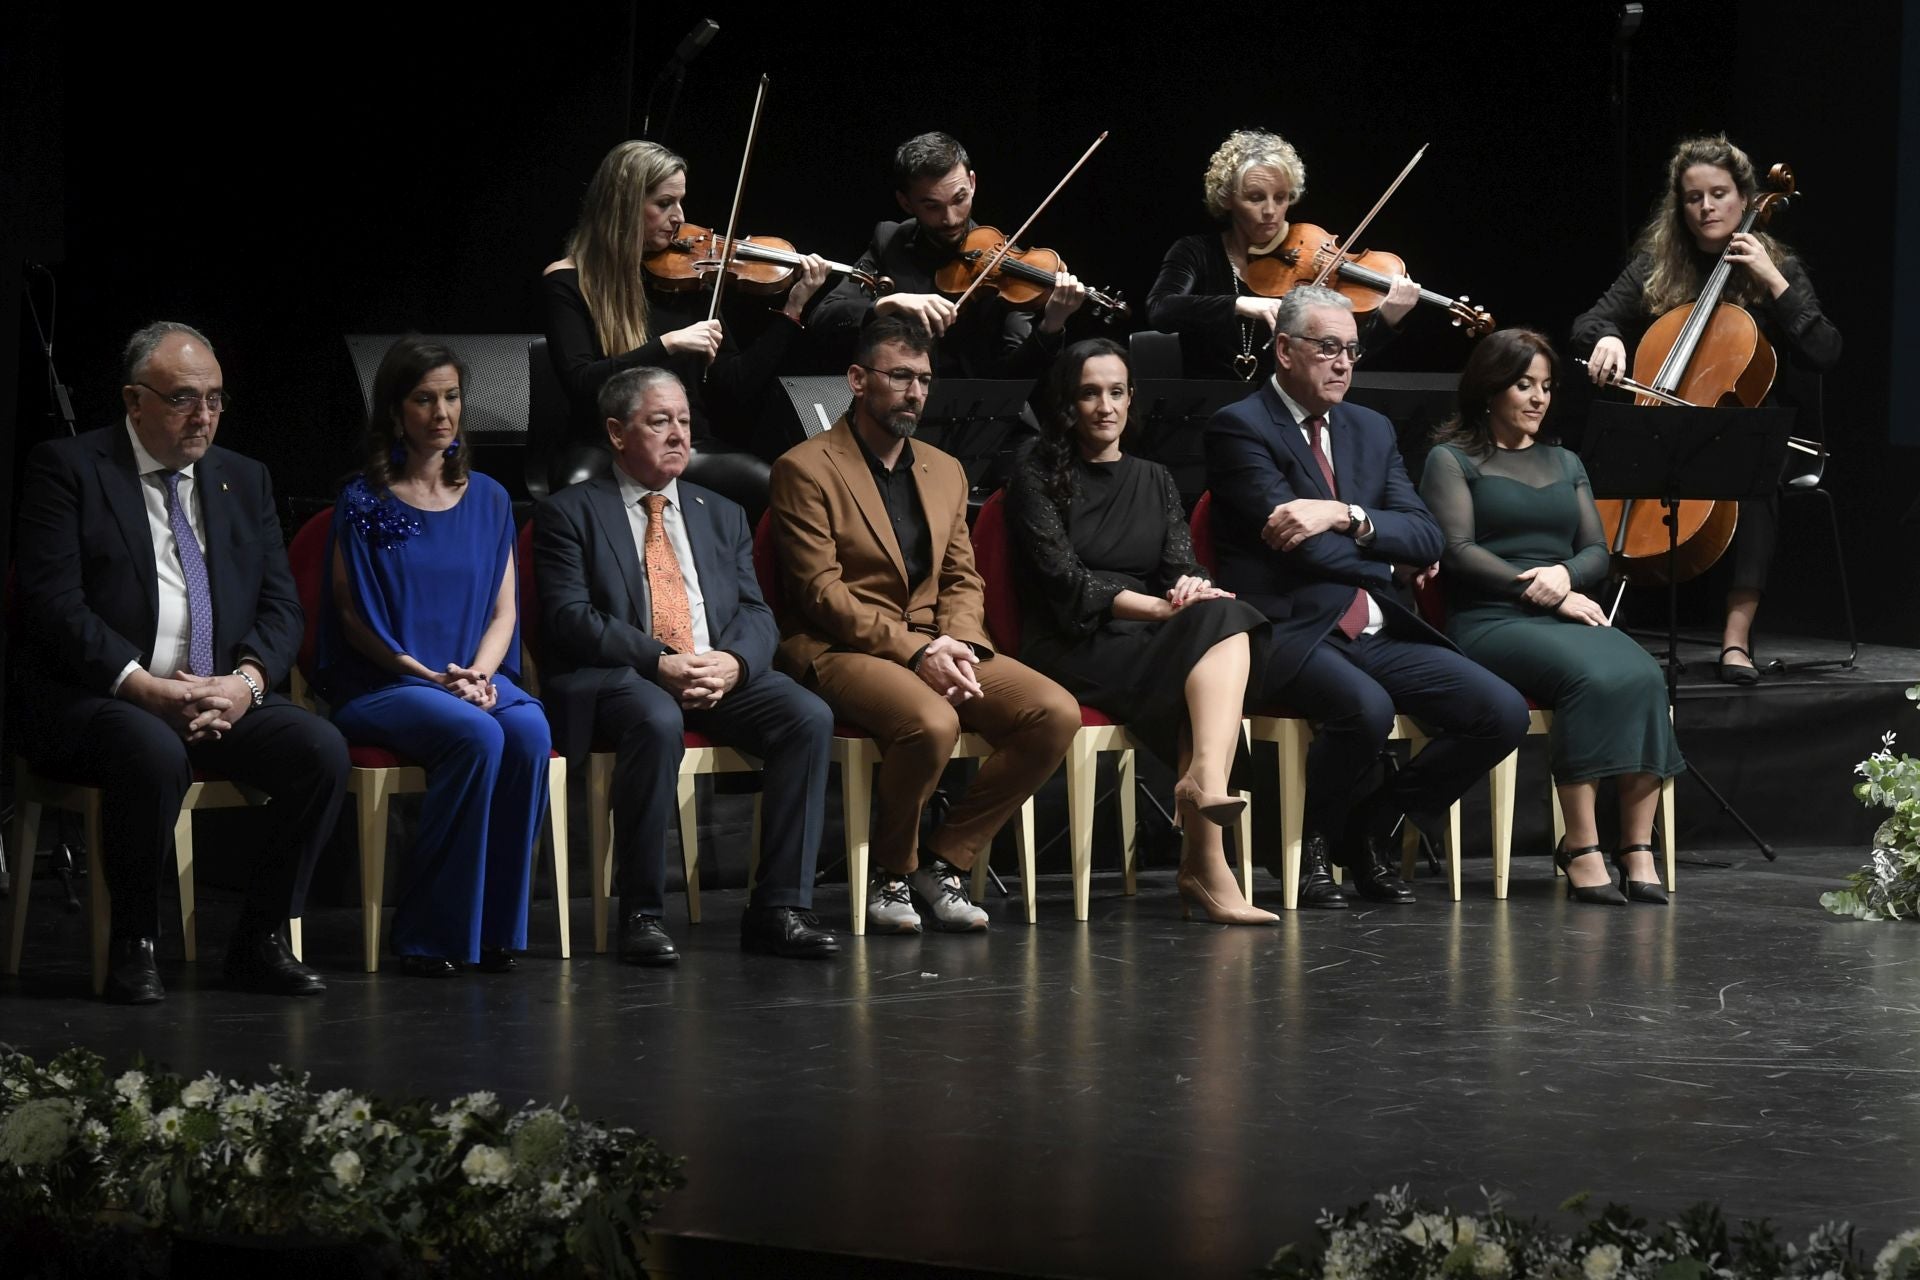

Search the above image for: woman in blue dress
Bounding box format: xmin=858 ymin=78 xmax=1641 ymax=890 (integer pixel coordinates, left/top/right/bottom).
xmin=319 ymin=336 xmax=552 ymax=974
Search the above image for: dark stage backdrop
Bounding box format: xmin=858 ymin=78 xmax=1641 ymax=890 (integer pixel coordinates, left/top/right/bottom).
xmin=8 ymin=0 xmax=1916 ymax=647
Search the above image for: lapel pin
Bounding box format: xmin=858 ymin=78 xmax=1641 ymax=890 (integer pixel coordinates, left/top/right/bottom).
xmin=221 ymin=482 xmax=229 ymax=492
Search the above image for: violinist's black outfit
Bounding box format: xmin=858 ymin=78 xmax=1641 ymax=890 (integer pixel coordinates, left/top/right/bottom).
xmin=541 ymin=267 xmax=801 ymax=512
xmin=1146 ymin=233 xmax=1398 ymax=382
xmin=1569 ymin=249 xmax=1841 ymax=593
xmin=810 ymin=219 xmax=1065 ymax=379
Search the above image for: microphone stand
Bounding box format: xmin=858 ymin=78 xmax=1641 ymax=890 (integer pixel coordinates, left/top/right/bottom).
xmin=638 ymin=17 xmax=718 ymax=144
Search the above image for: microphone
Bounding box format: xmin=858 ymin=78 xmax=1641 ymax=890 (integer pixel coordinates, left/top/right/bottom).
xmin=641 ymin=18 xmax=719 ymax=140
xmin=672 ymin=18 xmax=718 ymax=67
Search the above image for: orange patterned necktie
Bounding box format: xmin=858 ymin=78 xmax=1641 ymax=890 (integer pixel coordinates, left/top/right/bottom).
xmin=642 ymin=493 xmax=696 ymax=654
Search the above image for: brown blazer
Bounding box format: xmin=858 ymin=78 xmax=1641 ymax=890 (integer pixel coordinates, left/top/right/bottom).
xmin=767 ymin=418 xmax=990 ymax=677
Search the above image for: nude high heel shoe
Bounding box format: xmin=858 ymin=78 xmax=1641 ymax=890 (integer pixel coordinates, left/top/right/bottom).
xmin=1172 ymin=774 xmax=1248 ymax=830
xmin=1176 ymin=848 xmax=1277 ymax=926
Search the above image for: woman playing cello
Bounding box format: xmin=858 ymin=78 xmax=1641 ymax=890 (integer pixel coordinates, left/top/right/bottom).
xmin=1572 ymin=133 xmax=1841 ymax=683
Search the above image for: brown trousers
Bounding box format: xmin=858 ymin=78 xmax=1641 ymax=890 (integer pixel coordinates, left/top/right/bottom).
xmin=809 ymin=651 xmax=1078 ymax=875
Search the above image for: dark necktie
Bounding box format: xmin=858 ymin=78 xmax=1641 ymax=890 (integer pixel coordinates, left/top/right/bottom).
xmin=1305 ymin=415 xmax=1371 ymax=640
xmin=162 ymin=471 xmax=215 ymax=676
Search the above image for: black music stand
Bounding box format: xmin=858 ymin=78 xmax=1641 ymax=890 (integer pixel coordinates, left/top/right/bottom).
xmin=1583 ymin=401 xmax=1796 ymax=861
xmin=1127 ymin=380 xmax=1258 ymax=506
xmin=912 ymin=380 xmax=1038 ymax=502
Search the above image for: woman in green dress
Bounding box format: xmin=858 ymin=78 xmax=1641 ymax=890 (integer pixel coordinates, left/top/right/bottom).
xmin=1418 ymin=329 xmax=1683 ymax=905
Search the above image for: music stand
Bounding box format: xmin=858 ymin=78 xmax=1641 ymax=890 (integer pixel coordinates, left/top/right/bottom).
xmin=912 ymin=379 xmax=1038 ymax=501
xmin=1127 ymin=380 xmax=1258 ymax=506
xmin=1583 ymin=401 xmax=1796 ymax=860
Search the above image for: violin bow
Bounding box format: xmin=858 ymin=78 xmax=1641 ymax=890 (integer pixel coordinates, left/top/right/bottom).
xmin=951 ymin=131 xmax=1110 ymax=312
xmin=706 ymin=73 xmax=771 ymax=326
xmin=1309 ymin=143 xmax=1429 ymax=289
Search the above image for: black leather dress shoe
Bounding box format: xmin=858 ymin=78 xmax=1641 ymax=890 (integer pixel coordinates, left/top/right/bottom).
xmin=1296 ymin=833 xmax=1349 ymax=910
xmin=741 ymin=906 xmax=840 ymax=959
xmin=474 ymin=947 xmax=519 ymax=973
xmin=104 ymin=937 xmax=165 ymax=1005
xmin=618 ymin=914 xmax=680 ymax=967
xmin=397 ymin=954 xmax=459 ymax=979
xmin=225 ymin=930 xmax=328 ymax=996
xmin=1345 ymin=832 xmax=1417 ymax=904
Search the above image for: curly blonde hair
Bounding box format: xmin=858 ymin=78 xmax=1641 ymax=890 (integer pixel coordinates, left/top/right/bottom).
xmin=1202 ymin=130 xmax=1306 ymax=220
xmin=1636 ymin=134 xmax=1791 ymax=316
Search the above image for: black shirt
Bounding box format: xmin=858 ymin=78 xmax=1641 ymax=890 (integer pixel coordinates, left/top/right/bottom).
xmin=811 ymin=218 xmax=1065 ymax=380
xmin=852 ymin=427 xmax=932 ymax=590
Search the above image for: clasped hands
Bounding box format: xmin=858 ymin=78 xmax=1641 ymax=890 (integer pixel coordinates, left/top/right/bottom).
xmin=122 ymin=667 xmax=259 ymax=742
xmin=1516 ymin=563 xmax=1608 ymax=626
xmin=1262 ymin=498 xmax=1352 ymax=552
xmin=438 ymin=663 xmax=498 ymax=709
xmin=657 ymin=650 xmax=742 ymax=710
xmin=1154 ymin=575 xmax=1235 ymax=619
xmin=916 ymin=634 xmax=984 ymax=706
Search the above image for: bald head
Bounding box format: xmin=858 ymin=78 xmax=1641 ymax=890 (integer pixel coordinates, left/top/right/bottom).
xmin=121 ymin=328 xmax=226 ymax=470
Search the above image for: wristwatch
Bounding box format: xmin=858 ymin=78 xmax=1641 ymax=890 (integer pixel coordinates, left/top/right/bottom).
xmin=232 ymin=667 xmax=266 ymax=708
xmin=1346 ymin=503 xmax=1368 ymax=534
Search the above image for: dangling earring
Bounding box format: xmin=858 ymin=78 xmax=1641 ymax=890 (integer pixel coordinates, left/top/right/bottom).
xmin=389 ymin=436 xmax=407 ymax=468
xmin=443 ymin=438 xmax=461 ymax=459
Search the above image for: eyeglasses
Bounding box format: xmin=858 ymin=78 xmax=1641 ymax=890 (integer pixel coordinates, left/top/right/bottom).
xmin=1283 ymin=335 xmax=1365 ymax=363
xmin=135 ymin=382 xmax=231 ymax=414
xmin=857 ymin=365 xmax=935 ymax=392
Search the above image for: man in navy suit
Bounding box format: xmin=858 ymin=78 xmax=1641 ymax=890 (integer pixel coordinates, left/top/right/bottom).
xmin=1206 ymin=287 xmax=1528 ymax=908
xmin=14 ymin=322 xmax=348 ymax=1001
xmin=533 ymin=367 xmax=837 ymax=963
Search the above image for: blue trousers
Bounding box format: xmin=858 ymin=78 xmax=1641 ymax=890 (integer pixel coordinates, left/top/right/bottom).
xmin=333 ymin=684 xmax=551 ymax=961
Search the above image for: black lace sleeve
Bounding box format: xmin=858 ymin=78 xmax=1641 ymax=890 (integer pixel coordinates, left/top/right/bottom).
xmin=1150 ymin=461 xmax=1206 ymax=591
xmin=1417 ymin=446 xmax=1529 ymax=601
xmin=1561 ymin=450 xmax=1615 ymax=592
xmin=1004 ymin=463 xmax=1129 ymax=640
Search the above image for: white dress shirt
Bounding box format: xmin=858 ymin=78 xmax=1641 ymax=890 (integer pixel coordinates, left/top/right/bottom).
xmin=1269 ymin=379 xmax=1384 ymax=635
xmin=615 ymin=469 xmax=712 ymax=655
xmin=111 ymin=419 xmax=208 ymax=692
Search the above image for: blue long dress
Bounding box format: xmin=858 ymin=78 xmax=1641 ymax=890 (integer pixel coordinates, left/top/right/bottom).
xmin=318 ymin=472 xmax=551 ymax=962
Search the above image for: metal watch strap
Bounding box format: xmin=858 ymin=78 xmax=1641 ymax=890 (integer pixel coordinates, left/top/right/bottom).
xmin=233 ymin=667 xmax=265 ymax=707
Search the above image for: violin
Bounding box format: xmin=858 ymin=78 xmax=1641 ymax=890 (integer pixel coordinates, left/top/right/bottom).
xmin=1242 ymin=221 xmax=1492 ymax=335
xmin=932 ymin=225 xmax=1130 ymax=322
xmin=645 ymin=224 xmax=890 ymax=297
xmin=1593 ymin=162 xmax=1798 ymax=587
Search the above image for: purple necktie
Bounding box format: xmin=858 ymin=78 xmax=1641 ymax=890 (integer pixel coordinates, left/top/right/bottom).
xmin=163 ymin=471 xmax=214 ymax=677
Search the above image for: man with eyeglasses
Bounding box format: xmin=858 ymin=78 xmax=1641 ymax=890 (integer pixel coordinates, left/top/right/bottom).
xmin=13 ymin=321 xmax=347 ymax=1002
xmin=533 ymin=365 xmax=839 ymax=963
xmin=810 ymin=131 xmax=1088 ymax=378
xmin=768 ymin=315 xmax=1078 ymax=932
xmin=1206 ymin=287 xmax=1528 ymax=909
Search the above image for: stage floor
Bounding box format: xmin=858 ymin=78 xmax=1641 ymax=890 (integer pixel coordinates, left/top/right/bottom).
xmin=6 ymin=848 xmax=1920 ymax=1278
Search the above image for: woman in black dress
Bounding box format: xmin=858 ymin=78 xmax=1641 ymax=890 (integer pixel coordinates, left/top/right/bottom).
xmin=1145 ymin=129 xmax=1418 ymax=382
xmin=1572 ymin=133 xmax=1841 ymax=684
xmin=541 ymin=140 xmax=830 ymax=509
xmin=1006 ymin=339 xmax=1274 ymax=924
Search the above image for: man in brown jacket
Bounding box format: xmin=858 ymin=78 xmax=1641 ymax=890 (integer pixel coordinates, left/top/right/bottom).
xmin=768 ymin=316 xmax=1078 ymax=932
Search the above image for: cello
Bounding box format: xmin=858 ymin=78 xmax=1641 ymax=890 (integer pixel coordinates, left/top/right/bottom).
xmin=1591 ymin=162 xmax=1798 ymax=587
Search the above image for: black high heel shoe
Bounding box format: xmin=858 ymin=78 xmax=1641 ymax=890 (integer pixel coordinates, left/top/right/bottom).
xmin=1555 ymin=840 xmax=1628 ymax=906
xmin=1613 ymin=842 xmax=1670 ymax=905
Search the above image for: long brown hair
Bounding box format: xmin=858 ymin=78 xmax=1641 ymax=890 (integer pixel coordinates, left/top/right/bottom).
xmin=362 ymin=336 xmax=470 ymax=492
xmin=567 ymin=140 xmax=686 ymax=357
xmin=1636 ymin=134 xmax=1791 ymax=315
xmin=1431 ymin=328 xmax=1558 ymax=459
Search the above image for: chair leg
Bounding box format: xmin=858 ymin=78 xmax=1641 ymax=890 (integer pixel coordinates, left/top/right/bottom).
xmin=353 ymin=774 xmax=390 ymax=974
xmin=547 ymin=756 xmax=571 ymax=960
xmin=747 ymin=792 xmax=764 ymax=896
xmin=589 ymin=754 xmax=614 ymax=954
xmin=86 ymin=796 xmax=108 ymax=996
xmin=1550 ymin=781 xmax=1566 ymax=874
xmin=1488 ymin=750 xmax=1518 ymax=900
xmin=676 ymin=768 xmax=702 ymax=925
xmin=1065 ymin=733 xmax=1096 ymax=922
xmin=172 ymin=808 xmax=196 ymax=963
xmin=1400 ymin=819 xmax=1420 ymax=882
xmin=1660 ymin=773 xmax=1679 ymax=892
xmin=1278 ymin=720 xmax=1308 ymax=910
xmin=1118 ymin=749 xmax=1138 ymax=896
xmin=1235 ymin=788 xmax=1255 ymax=903
xmin=288 ymin=917 xmax=303 ymax=962
xmin=5 ymin=791 xmax=42 ymax=976
xmin=1444 ymin=800 xmax=1462 ymax=901
xmin=840 ymin=745 xmax=874 ymax=936
xmin=1017 ymin=798 xmax=1037 ymax=924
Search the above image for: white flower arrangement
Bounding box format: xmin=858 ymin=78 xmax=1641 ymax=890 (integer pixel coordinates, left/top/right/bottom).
xmin=1827 ymin=685 xmax=1920 ymax=920
xmin=0 ymin=1045 xmax=682 ymax=1277
xmin=1263 ymin=1186 xmax=1918 ymax=1279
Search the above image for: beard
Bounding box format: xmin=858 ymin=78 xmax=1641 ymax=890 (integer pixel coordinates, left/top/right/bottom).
xmin=884 ymin=408 xmax=920 ymax=439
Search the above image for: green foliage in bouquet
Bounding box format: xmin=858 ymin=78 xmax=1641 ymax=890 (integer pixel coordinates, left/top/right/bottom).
xmin=1825 ymin=684 xmax=1920 ymax=921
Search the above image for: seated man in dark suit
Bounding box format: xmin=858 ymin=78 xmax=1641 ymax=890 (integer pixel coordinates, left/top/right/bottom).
xmin=1205 ymin=286 xmax=1529 ymax=908
xmin=533 ymin=366 xmax=837 ymax=963
xmin=14 ymin=321 xmax=348 ymax=1002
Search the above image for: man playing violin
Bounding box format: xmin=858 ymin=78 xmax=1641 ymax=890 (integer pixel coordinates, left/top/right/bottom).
xmin=811 ymin=132 xmax=1089 ymax=379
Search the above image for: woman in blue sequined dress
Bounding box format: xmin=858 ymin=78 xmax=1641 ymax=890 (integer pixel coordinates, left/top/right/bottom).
xmin=317 ymin=336 xmax=551 ymax=976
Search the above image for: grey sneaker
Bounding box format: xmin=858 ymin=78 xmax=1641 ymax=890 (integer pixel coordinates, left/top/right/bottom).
xmin=867 ymin=873 xmax=923 ymax=934
xmin=907 ymin=858 xmax=989 ymax=932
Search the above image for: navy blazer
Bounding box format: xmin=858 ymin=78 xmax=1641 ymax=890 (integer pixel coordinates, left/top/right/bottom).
xmin=13 ymin=424 xmax=304 ymax=759
xmin=531 ymin=472 xmax=777 ymax=759
xmin=1205 ymin=382 xmax=1448 ymax=689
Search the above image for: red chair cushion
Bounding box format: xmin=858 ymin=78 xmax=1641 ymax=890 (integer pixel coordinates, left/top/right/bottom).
xmin=1079 ymin=705 xmax=1119 ymax=727
xmin=970 ymin=490 xmax=1021 ymax=658
xmin=752 ymin=510 xmax=785 ymax=624
xmin=348 ymin=744 xmax=412 ymax=770
xmin=288 ymin=509 xmax=334 ymax=685
xmin=1189 ymin=491 xmax=1216 ymax=574
xmin=516 ymin=520 xmax=542 ymax=663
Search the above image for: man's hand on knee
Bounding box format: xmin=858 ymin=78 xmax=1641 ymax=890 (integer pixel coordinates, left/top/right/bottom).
xmin=120 ymin=669 xmax=229 ymax=741
xmin=914 ymin=636 xmax=984 ymax=706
